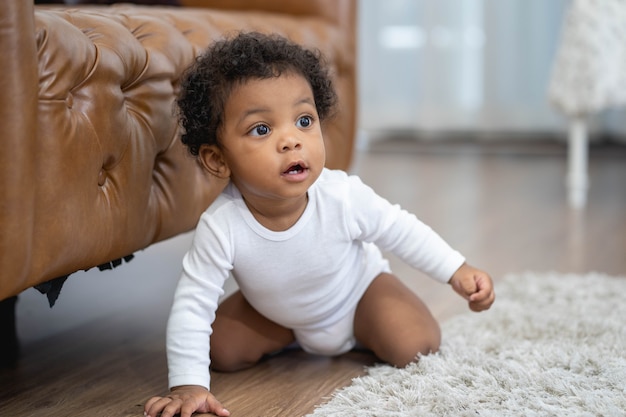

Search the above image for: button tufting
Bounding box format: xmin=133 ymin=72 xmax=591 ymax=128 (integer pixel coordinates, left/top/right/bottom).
xmin=65 ymin=93 xmax=73 ymax=109
xmin=98 ymin=169 xmax=107 ymax=186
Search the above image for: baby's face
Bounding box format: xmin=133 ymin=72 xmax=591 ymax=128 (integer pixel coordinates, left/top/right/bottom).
xmin=217 ymin=72 xmax=326 ymax=204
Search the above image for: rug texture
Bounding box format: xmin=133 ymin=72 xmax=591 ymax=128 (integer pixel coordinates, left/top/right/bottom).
xmin=307 ymin=272 xmax=626 ymax=416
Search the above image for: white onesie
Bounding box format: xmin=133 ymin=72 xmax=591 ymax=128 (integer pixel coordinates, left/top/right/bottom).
xmin=166 ymin=168 xmax=465 ymax=390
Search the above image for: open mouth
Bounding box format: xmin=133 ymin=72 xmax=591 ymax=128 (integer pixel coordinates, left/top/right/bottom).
xmin=283 ymin=163 xmax=306 ymax=175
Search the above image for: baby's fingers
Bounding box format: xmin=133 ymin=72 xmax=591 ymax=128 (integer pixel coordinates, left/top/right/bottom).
xmin=203 ymin=396 xmax=231 ymax=417
xmin=145 ymin=396 xmax=180 ymax=417
xmin=182 ymin=390 xmax=230 ymax=417
xmin=144 ymin=396 xmax=161 ymax=413
xmin=144 ymin=396 xmax=168 ymax=417
xmin=468 ymin=286 xmax=495 ymax=311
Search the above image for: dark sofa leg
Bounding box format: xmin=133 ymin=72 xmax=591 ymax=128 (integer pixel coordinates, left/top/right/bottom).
xmin=0 ymin=296 xmax=19 ymax=369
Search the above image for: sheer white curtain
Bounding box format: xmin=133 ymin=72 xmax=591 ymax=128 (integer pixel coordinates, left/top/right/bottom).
xmin=358 ymin=0 xmax=571 ymax=134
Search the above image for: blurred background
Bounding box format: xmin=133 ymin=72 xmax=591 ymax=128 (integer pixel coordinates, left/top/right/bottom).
xmin=357 ymin=0 xmax=625 ymax=144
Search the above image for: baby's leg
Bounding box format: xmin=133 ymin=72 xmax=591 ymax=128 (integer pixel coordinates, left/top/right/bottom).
xmin=354 ymin=272 xmax=441 ymax=367
xmin=210 ymin=290 xmax=295 ymax=372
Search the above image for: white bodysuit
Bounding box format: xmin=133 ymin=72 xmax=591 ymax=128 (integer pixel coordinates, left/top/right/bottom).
xmin=166 ymin=168 xmax=465 ymax=390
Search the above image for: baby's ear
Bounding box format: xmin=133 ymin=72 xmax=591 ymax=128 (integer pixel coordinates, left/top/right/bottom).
xmin=199 ymin=145 xmax=230 ymax=179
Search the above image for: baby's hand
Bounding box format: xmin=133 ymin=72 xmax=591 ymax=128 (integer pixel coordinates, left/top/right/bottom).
xmin=144 ymin=385 xmax=230 ymax=417
xmin=448 ymin=263 xmax=495 ymax=312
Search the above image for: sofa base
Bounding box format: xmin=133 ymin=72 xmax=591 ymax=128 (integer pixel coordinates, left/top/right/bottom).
xmin=0 ymin=296 xmax=19 ymax=369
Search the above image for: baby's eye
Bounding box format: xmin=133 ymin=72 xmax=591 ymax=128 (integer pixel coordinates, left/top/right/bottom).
xmin=296 ymin=116 xmax=313 ymax=128
xmin=249 ymin=124 xmax=270 ymax=136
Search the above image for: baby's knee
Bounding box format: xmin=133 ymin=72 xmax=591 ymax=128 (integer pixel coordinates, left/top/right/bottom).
xmin=210 ymin=341 xmax=260 ymax=372
xmin=417 ymin=321 xmax=441 ymax=356
xmin=390 ymin=324 xmax=441 ymax=367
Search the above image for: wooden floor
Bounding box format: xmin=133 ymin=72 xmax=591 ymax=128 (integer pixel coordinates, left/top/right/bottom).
xmin=1 ymin=139 xmax=625 ymax=417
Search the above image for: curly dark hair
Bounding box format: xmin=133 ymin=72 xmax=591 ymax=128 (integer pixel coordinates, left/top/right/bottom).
xmin=177 ymin=31 xmax=338 ymax=156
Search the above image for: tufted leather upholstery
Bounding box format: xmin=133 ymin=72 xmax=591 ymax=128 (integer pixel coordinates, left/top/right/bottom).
xmin=0 ymin=0 xmax=357 ymax=300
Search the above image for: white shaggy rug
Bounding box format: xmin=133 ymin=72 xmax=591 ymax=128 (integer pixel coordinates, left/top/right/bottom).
xmin=307 ymin=272 xmax=626 ymax=416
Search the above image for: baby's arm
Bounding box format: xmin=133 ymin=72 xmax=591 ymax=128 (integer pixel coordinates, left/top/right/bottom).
xmin=448 ymin=263 xmax=495 ymax=312
xmin=144 ymin=385 xmax=230 ymax=417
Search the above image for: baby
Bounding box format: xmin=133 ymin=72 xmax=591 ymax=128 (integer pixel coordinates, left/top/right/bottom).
xmin=145 ymin=32 xmax=495 ymax=417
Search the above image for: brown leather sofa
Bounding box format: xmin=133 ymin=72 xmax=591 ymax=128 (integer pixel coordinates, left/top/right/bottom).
xmin=0 ymin=0 xmax=356 ymax=300
xmin=0 ymin=0 xmax=357 ymax=362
